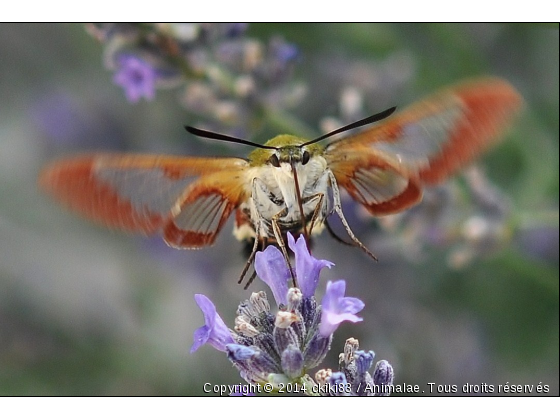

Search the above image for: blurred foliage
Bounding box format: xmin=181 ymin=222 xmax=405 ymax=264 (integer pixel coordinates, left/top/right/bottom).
xmin=0 ymin=23 xmax=557 ymax=395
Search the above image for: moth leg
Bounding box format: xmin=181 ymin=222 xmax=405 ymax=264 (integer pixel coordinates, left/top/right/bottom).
xmin=271 ymin=209 xmax=297 ymax=288
xmin=328 ymin=170 xmax=378 ymax=261
xmin=242 ymin=238 xmax=269 ymax=289
xmin=324 ymin=218 xmax=356 ymax=247
xmin=244 ymin=267 xmax=258 ymax=289
xmin=243 ymin=178 xmax=296 ymax=287
xmin=238 ymin=234 xmax=260 ymax=286
xmin=302 ymin=192 xmax=324 ymax=237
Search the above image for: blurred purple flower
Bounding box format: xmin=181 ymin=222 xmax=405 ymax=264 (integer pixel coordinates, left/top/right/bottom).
xmin=31 ymin=92 xmax=86 ymax=145
xmin=87 ymin=24 xmax=305 ymax=137
xmin=224 ymin=23 xmax=248 ymax=38
xmin=31 ymin=91 xmax=127 ymax=149
xmin=319 ymin=280 xmax=364 ymax=337
xmin=191 ymin=294 xmax=234 ymax=353
xmin=271 ymin=39 xmax=299 ymax=63
xmin=287 ymin=232 xmax=334 ymax=298
xmin=113 ymin=55 xmax=157 ymax=103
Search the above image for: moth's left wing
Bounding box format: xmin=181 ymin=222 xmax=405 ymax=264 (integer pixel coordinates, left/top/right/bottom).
xmin=39 ymin=154 xmax=250 ymax=248
xmin=162 ymin=169 xmax=251 ymax=248
xmin=325 ymin=78 xmax=522 ymax=216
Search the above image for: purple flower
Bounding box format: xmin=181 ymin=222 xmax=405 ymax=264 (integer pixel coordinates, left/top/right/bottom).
xmin=188 ymin=244 xmax=392 ymax=393
xmin=271 ymin=39 xmax=299 ymax=63
xmin=113 ymin=55 xmax=157 ymax=103
xmin=229 ymin=391 xmax=255 ymax=396
xmin=316 ymin=338 xmax=392 ymax=396
xmin=373 ymin=360 xmax=394 ymax=396
xmin=319 ymin=280 xmax=365 ymax=337
xmin=287 ymin=232 xmax=334 ymax=298
xmin=226 ymin=343 xmax=257 ymax=361
xmin=355 ymin=350 xmax=375 ymax=376
xmin=254 ymin=245 xmax=291 ymax=305
xmin=191 ymin=294 xmax=235 ymax=353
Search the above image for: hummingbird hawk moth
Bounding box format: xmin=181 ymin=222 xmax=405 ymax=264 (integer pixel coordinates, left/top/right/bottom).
xmin=39 ymin=77 xmax=522 ymax=285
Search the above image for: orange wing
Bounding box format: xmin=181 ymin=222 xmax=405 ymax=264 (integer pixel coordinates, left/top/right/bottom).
xmin=38 ymin=154 xmax=250 ymax=248
xmin=325 ymin=77 xmax=522 ymax=216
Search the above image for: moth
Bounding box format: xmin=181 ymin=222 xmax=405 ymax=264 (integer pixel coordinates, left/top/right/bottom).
xmin=39 ymin=78 xmax=521 ymax=285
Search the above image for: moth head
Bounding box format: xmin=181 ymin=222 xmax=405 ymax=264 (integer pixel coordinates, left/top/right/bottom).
xmin=248 ymin=135 xmax=324 ymax=167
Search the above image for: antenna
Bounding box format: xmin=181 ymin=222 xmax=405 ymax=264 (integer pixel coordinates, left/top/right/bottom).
xmin=301 ymin=106 xmax=397 ymax=147
xmin=186 ymin=106 xmax=396 ymax=151
xmin=185 ymin=126 xmax=277 ymax=150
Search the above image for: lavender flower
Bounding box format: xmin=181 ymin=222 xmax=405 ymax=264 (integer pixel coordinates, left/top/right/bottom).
xmin=287 ymin=233 xmax=333 ymax=298
xmin=312 ymin=338 xmax=395 ymax=396
xmin=113 ymin=55 xmax=157 ymax=103
xmin=191 ymin=234 xmax=391 ymax=396
xmin=87 ymin=23 xmax=302 ymax=137
xmin=253 ymin=245 xmax=290 ymax=306
xmin=254 ymin=232 xmax=334 ymax=305
xmin=319 ymin=280 xmax=364 ymax=337
xmin=191 ymin=294 xmax=235 ymax=353
xmin=372 ymin=359 xmax=395 ymax=396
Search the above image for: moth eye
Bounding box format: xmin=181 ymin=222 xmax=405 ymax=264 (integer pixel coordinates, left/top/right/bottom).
xmin=269 ymin=154 xmax=280 ymax=167
xmin=302 ymin=150 xmax=310 ymax=165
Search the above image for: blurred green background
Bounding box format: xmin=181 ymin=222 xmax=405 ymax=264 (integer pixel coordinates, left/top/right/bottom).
xmin=0 ymin=23 xmax=557 ymax=395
